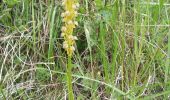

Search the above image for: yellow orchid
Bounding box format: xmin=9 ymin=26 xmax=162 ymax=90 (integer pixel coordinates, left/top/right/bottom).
xmin=61 ymin=0 xmax=79 ymax=56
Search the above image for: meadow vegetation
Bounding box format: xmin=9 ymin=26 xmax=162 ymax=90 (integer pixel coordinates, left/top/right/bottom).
xmin=0 ymin=0 xmax=170 ymax=99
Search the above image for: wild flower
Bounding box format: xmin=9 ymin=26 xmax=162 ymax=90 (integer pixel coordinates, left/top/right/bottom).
xmin=61 ymin=0 xmax=79 ymax=57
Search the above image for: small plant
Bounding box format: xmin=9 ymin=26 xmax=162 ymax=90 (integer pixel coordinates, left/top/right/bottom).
xmin=36 ymin=67 xmax=51 ymax=83
xmin=61 ymin=0 xmax=79 ymax=100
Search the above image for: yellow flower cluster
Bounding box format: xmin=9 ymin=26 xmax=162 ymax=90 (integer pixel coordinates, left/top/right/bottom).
xmin=61 ymin=0 xmax=79 ymax=56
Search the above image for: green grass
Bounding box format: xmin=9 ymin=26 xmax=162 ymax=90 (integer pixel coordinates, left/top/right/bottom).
xmin=0 ymin=0 xmax=170 ymax=99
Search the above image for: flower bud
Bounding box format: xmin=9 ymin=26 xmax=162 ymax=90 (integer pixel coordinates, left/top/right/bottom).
xmin=61 ymin=33 xmax=65 ymax=37
xmin=61 ymin=13 xmax=65 ymax=17
xmin=74 ymin=21 xmax=78 ymax=26
xmin=61 ymin=26 xmax=66 ymax=32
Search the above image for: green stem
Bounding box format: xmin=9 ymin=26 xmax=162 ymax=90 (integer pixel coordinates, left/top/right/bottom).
xmin=67 ymin=56 xmax=74 ymax=100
